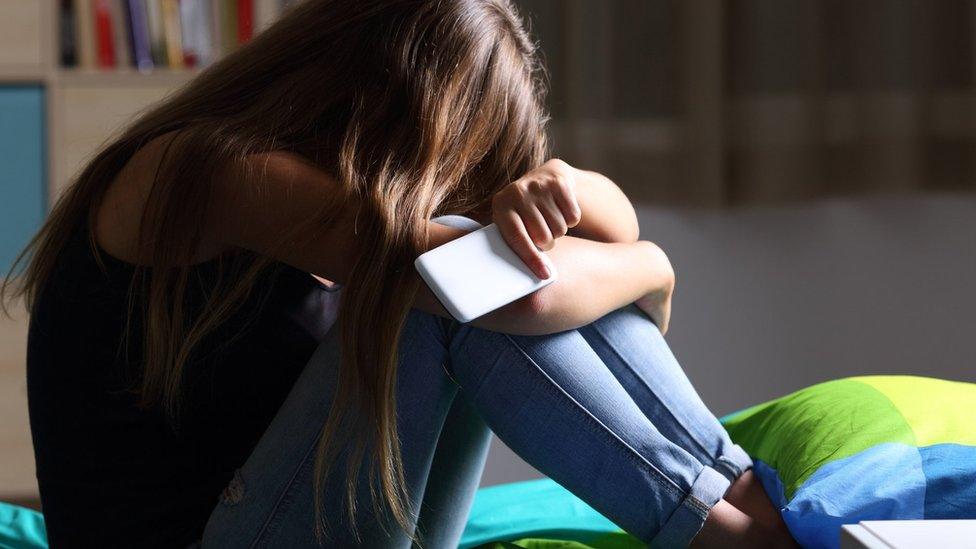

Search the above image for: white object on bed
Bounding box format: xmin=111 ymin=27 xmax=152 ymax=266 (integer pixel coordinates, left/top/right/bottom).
xmin=841 ymin=520 xmax=976 ymax=549
xmin=415 ymin=223 xmax=556 ymax=323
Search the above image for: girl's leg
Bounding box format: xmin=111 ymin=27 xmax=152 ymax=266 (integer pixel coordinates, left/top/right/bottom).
xmin=203 ymin=313 xmax=472 ymax=548
xmin=412 ymin=394 xmax=492 ymax=548
xmin=206 ymin=309 xmax=741 ymax=547
xmin=575 ymin=305 xmax=753 ymax=484
xmin=577 ymin=305 xmax=789 ymax=536
xmin=445 ymin=321 xmax=732 ymax=547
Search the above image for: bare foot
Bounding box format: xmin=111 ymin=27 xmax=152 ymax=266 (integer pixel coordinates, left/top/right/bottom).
xmin=717 ymin=470 xmax=798 ymax=547
xmin=724 ymin=471 xmax=793 ymax=539
xmin=724 ymin=471 xmax=780 ymax=528
xmin=690 ymin=499 xmax=796 ymax=548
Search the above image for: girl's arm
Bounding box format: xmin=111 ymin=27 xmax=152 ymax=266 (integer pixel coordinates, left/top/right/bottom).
xmin=489 ymin=159 xmax=640 ymax=279
xmin=570 ymin=166 xmax=640 ymax=244
xmin=443 ymin=235 xmax=673 ymax=336
xmin=211 ymin=152 xmax=671 ymax=336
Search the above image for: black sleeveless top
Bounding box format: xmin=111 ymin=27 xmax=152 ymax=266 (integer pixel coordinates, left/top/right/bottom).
xmin=26 ymin=226 xmax=340 ymax=547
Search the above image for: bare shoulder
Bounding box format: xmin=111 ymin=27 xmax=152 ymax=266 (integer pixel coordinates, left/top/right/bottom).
xmin=94 ymin=130 xmax=210 ymax=264
xmin=95 ymin=132 xmax=348 ymax=266
xmin=209 ymin=149 xmax=350 ymax=245
xmin=211 ymin=149 xmax=361 ymax=284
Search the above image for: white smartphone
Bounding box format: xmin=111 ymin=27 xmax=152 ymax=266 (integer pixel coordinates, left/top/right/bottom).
xmin=414 ymin=223 xmax=557 ymax=323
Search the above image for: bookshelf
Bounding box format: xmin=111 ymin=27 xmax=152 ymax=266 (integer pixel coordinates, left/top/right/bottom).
xmin=0 ymin=1 xmax=289 ymax=506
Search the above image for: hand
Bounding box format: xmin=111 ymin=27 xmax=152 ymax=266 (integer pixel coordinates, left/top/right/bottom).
xmin=634 ymin=242 xmax=675 ymax=334
xmin=492 ymin=159 xmax=582 ymax=278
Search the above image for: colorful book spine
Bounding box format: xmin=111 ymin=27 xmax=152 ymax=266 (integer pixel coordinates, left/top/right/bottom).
xmin=59 ymin=0 xmax=78 ymax=67
xmin=179 ymin=0 xmax=215 ymax=67
xmin=221 ymin=0 xmax=238 ymax=54
xmin=160 ymin=0 xmax=184 ymax=69
xmin=127 ymin=0 xmax=154 ymax=72
xmin=109 ymin=0 xmax=132 ymax=68
xmin=144 ymin=0 xmax=167 ymax=66
xmin=93 ymin=0 xmax=116 ymax=68
xmin=75 ymin=0 xmax=95 ymax=68
xmin=210 ymin=0 xmax=222 ymax=54
xmin=195 ymin=0 xmax=216 ymax=66
xmin=237 ymin=0 xmax=253 ymax=45
xmin=63 ymin=0 xmax=280 ymax=73
xmin=179 ymin=0 xmax=198 ymax=67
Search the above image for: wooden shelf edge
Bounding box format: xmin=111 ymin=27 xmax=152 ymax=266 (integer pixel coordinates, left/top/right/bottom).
xmin=0 ymin=66 xmax=49 ymax=84
xmin=53 ymin=68 xmax=199 ymax=87
xmin=0 ymin=66 xmax=200 ymax=87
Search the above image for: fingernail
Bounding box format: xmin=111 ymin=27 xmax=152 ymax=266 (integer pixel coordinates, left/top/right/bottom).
xmin=539 ymin=264 xmax=551 ymax=279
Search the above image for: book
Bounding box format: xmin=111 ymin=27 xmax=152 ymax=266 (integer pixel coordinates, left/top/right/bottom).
xmin=59 ymin=0 xmax=77 ymax=67
xmin=109 ymin=0 xmax=132 ymax=68
xmin=126 ymin=0 xmax=154 ymax=72
xmin=221 ymin=0 xmax=238 ymax=54
xmin=144 ymin=0 xmax=167 ymax=66
xmin=75 ymin=0 xmax=95 ymax=68
xmin=93 ymin=0 xmax=116 ymax=68
xmin=210 ymin=0 xmax=223 ymax=56
xmin=180 ymin=0 xmax=215 ymax=67
xmin=160 ymin=0 xmax=184 ymax=69
xmin=66 ymin=0 xmax=276 ymax=73
xmin=237 ymin=0 xmax=253 ymax=45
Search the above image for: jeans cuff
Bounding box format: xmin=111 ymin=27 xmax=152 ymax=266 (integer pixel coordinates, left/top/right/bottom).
xmin=714 ymin=443 xmax=754 ymax=483
xmin=650 ymin=466 xmax=730 ymax=548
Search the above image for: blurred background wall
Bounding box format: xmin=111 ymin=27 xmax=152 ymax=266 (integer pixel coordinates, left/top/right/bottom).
xmin=1 ymin=0 xmax=974 ymax=506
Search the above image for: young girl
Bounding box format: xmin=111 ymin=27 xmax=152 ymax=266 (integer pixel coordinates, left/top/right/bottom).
xmin=5 ymin=1 xmax=795 ymax=547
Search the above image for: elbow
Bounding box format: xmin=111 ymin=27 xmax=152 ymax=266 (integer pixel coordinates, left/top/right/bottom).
xmin=598 ymin=209 xmax=641 ymax=244
xmin=623 ymin=203 xmax=641 ymax=243
xmin=641 ymin=240 xmax=676 ymax=292
xmin=509 ymin=289 xmax=550 ymax=325
xmin=585 ymin=218 xmax=640 ymax=244
xmin=520 ymin=288 xmax=551 ymax=319
xmin=621 ymin=218 xmax=641 ymax=244
xmin=489 ymin=289 xmax=561 ymax=336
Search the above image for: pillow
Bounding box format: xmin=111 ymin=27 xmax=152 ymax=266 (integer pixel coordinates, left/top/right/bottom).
xmin=722 ymin=375 xmax=976 ymax=549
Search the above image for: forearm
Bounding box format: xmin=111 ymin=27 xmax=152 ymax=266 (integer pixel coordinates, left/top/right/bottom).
xmin=570 ymin=168 xmax=640 ymax=244
xmin=413 ymin=233 xmax=673 ymax=336
xmin=482 ymin=237 xmax=669 ymax=335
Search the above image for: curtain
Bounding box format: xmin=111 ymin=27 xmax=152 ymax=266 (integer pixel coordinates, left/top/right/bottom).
xmin=517 ymin=0 xmax=976 ymax=206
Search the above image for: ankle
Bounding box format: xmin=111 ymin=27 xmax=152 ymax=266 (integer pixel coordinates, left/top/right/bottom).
xmin=691 ymin=499 xmax=797 ymax=549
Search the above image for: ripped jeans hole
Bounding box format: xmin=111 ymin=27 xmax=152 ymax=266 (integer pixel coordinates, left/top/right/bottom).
xmin=219 ymin=469 xmax=246 ymax=505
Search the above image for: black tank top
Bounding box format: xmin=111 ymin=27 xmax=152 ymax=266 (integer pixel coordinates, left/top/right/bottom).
xmin=26 ymin=225 xmax=340 ymax=547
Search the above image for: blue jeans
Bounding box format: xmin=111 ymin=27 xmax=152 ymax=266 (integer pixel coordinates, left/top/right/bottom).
xmin=202 ymin=304 xmax=752 ymax=548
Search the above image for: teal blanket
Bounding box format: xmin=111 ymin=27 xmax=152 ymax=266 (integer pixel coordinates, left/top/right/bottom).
xmin=0 ymin=502 xmax=46 ymax=549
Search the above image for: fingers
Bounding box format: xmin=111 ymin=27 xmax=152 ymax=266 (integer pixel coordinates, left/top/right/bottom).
xmin=524 ymin=177 xmax=577 ymax=246
xmin=489 ymin=159 xmax=582 ymax=277
xmin=496 ymin=210 xmax=551 ymax=279
xmin=518 ymin=203 xmax=556 ymax=251
xmin=549 ymin=177 xmax=581 ymax=228
xmin=536 ymin=197 xmax=569 ymax=244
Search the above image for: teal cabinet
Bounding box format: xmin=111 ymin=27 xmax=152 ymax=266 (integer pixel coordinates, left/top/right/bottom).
xmin=0 ymin=86 xmax=45 ymax=272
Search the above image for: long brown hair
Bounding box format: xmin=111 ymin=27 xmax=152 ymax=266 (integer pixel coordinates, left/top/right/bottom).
xmin=2 ymin=0 xmax=548 ymax=540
